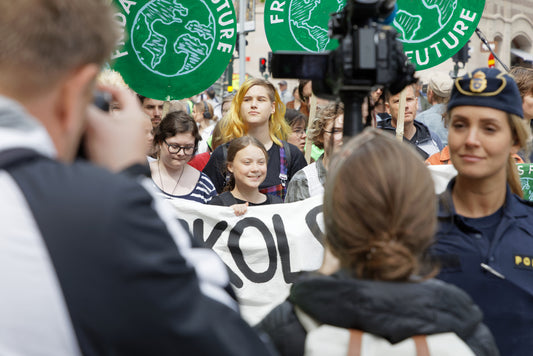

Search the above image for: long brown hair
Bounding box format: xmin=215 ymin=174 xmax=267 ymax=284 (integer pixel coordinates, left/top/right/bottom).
xmin=324 ymin=129 xmax=437 ymax=281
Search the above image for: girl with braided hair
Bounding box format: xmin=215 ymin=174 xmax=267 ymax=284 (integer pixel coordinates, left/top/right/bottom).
xmin=209 ymin=136 xmax=283 ymax=216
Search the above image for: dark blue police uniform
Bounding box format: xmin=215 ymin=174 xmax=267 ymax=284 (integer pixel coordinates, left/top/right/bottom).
xmin=432 ymin=178 xmax=533 ymax=355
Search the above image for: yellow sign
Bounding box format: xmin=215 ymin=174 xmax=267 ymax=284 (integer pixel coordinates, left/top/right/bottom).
xmin=231 ymin=73 xmax=250 ymax=90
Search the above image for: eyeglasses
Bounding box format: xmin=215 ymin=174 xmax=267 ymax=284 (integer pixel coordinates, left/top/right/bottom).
xmin=324 ymin=128 xmax=343 ymax=135
xmin=163 ymin=140 xmax=195 ymax=155
xmin=292 ymin=129 xmax=306 ymax=137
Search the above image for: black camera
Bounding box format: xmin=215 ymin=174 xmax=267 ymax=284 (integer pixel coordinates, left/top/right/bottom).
xmin=271 ymin=0 xmax=417 ymax=136
xmin=76 ymin=90 xmax=113 ymax=160
xmin=93 ymin=90 xmax=112 ymax=112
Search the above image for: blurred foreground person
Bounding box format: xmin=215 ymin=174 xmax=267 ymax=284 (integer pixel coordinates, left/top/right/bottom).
xmin=432 ymin=67 xmax=533 ymax=355
xmin=0 ymin=1 xmax=274 ymax=355
xmin=257 ymin=129 xmax=497 ymax=356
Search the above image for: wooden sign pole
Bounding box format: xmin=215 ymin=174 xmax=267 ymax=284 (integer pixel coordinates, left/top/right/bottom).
xmin=396 ymin=89 xmax=407 ymax=142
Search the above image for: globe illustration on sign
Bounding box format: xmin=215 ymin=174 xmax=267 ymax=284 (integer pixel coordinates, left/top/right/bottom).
xmin=394 ymin=0 xmax=458 ymax=44
xmin=131 ymin=0 xmax=215 ymax=77
xmin=288 ymin=0 xmax=345 ymax=53
xmin=521 ymin=178 xmax=533 ymax=201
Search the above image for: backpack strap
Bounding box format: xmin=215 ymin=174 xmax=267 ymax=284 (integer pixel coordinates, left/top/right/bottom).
xmin=413 ymin=335 xmax=430 ymax=356
xmin=296 ymin=307 xmax=365 ymax=356
xmin=296 ymin=306 xmax=433 ymax=356
xmin=282 ymin=140 xmax=291 ymax=170
xmin=348 ymin=330 xmax=363 ymax=356
xmin=278 ymin=145 xmax=288 ymax=188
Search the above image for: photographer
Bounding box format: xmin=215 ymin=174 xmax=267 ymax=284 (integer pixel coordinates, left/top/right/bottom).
xmin=0 ymin=1 xmax=273 ymax=355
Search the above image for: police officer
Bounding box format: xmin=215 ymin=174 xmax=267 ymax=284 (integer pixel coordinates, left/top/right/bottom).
xmin=432 ymin=67 xmax=533 ymax=355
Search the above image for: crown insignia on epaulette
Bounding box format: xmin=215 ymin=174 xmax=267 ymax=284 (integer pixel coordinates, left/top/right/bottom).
xmin=470 ymin=71 xmax=487 ymax=93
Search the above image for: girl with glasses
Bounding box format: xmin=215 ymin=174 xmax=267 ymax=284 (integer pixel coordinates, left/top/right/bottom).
xmin=150 ymin=111 xmax=216 ymax=203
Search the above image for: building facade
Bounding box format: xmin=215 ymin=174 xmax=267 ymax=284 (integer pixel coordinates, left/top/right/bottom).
xmin=482 ymin=0 xmax=533 ymax=68
xmin=403 ymin=0 xmax=533 ymax=80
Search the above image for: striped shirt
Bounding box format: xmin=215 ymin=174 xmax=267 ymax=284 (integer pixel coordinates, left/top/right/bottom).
xmin=154 ymin=172 xmax=216 ymax=204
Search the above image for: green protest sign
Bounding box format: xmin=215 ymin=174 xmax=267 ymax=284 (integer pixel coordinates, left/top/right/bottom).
xmin=393 ymin=0 xmax=485 ymax=70
xmin=111 ymin=0 xmax=236 ymax=100
xmin=264 ymin=0 xmax=484 ymax=72
xmin=518 ymin=164 xmax=533 ymax=201
xmin=264 ymin=0 xmax=345 ymax=52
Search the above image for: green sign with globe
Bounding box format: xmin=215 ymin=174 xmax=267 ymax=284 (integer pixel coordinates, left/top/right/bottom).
xmin=111 ymin=0 xmax=236 ymax=100
xmin=264 ymin=0 xmax=345 ymax=53
xmin=264 ymin=0 xmax=485 ymax=71
xmin=518 ymin=164 xmax=533 ymax=202
xmin=393 ymin=0 xmax=485 ymax=70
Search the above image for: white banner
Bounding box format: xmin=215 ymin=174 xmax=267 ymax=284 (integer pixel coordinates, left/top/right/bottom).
xmin=428 ymin=163 xmax=533 ymax=199
xmin=428 ymin=165 xmax=457 ymax=194
xmin=168 ymin=195 xmax=325 ymax=325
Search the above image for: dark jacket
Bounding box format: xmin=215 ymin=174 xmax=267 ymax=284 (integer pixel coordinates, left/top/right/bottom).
xmin=379 ymin=118 xmax=444 ymax=159
xmin=256 ymin=270 xmax=498 ymax=356
xmin=432 ymin=179 xmax=533 ymax=355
